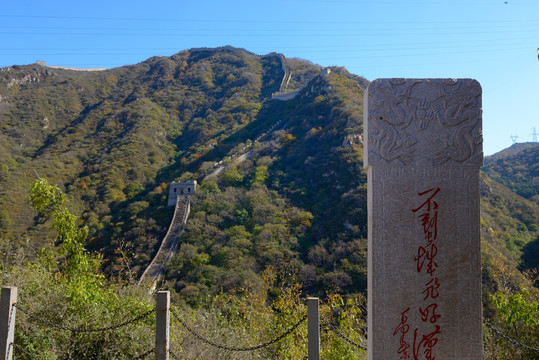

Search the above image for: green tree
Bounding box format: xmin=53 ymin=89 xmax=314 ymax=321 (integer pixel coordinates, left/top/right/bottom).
xmin=2 ymin=178 xmax=156 ymax=359
xmin=487 ymin=288 xmax=539 ymax=359
xmin=221 ymin=166 xmax=244 ymax=186
xmin=250 ymin=165 xmax=268 ymax=187
xmin=29 ymin=178 xmax=102 ymax=304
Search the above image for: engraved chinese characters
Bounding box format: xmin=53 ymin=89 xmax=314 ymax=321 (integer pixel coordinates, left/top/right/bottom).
xmin=364 ymin=79 xmax=483 ymax=359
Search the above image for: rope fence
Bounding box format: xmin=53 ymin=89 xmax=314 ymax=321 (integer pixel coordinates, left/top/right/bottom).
xmin=10 ymin=343 xmax=36 ymax=359
xmin=132 ymin=348 xmax=156 ymax=360
xmin=486 ymin=322 xmax=539 ymax=354
xmin=5 ymin=285 xmax=536 ymax=359
xmin=168 ymin=349 xmax=181 ymax=360
xmin=323 ymin=322 xmax=366 ymax=351
xmin=13 ymin=303 xmax=154 ymax=333
xmin=3 ymin=287 xmax=365 ymax=360
xmin=171 ymin=307 xmax=307 ymax=352
xmin=10 ymin=343 xmax=156 ymax=360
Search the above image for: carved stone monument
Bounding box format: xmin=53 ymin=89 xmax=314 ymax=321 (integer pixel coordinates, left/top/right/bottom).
xmin=364 ymin=79 xmax=483 ymax=359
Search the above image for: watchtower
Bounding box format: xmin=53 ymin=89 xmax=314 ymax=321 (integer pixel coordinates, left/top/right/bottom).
xmin=168 ymin=180 xmax=197 ymax=206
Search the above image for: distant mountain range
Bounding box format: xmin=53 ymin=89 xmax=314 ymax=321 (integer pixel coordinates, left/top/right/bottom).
xmin=0 ymin=47 xmax=537 ymax=301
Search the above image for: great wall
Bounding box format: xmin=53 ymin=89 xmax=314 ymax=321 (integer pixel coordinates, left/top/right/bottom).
xmin=271 ymin=54 xmax=330 ymax=101
xmin=139 ymin=57 xmax=328 ymax=288
xmin=138 ymin=188 xmax=192 ymax=287
xmin=36 ymin=60 xmax=107 ymax=72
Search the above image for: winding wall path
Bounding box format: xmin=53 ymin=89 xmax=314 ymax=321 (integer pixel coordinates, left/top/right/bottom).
xmin=271 ymin=54 xmax=319 ymax=101
xmin=138 ymin=196 xmax=190 ymax=286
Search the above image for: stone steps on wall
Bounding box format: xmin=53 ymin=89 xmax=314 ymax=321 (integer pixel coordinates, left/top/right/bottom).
xmin=138 ymin=196 xmax=190 ymax=286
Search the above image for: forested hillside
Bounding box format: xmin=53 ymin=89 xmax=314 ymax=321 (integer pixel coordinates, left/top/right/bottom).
xmin=482 ymin=143 xmax=539 ymax=291
xmin=0 ymin=47 xmax=537 ymax=305
xmin=1 ymin=46 xmax=538 ymax=359
xmin=483 ymin=142 xmax=538 ymax=204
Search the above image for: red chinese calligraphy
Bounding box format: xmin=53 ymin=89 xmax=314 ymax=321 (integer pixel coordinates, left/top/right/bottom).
xmin=412 ymin=188 xmax=440 ymax=213
xmin=415 ymin=243 xmax=438 ymax=275
xmin=422 ymin=277 xmax=440 ymax=300
xmin=395 ymin=188 xmax=443 ymax=359
xmin=393 ymin=307 xmax=411 ymax=359
xmin=419 ymin=304 xmax=441 ymax=324
xmin=413 ymin=325 xmax=441 ymax=360
xmin=416 ymin=211 xmax=438 ymax=243
xmin=409 ymin=188 xmax=442 ymax=359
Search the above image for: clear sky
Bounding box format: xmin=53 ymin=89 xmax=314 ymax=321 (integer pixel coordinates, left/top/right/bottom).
xmin=1 ymin=0 xmax=538 ymax=155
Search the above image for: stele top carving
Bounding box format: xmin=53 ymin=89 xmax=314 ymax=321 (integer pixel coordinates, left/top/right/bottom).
xmin=364 ymin=78 xmax=483 ymax=167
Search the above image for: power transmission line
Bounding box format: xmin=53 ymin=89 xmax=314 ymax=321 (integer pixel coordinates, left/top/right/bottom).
xmin=2 ymin=37 xmax=536 ymax=53
xmin=1 ymin=13 xmax=538 ymax=25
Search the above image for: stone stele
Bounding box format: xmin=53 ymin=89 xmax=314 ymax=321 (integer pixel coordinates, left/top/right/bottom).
xmin=364 ymin=79 xmax=483 ymax=359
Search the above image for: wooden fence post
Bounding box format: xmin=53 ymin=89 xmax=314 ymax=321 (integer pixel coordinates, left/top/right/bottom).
xmin=0 ymin=287 xmax=17 ymax=360
xmin=308 ymin=297 xmax=320 ymax=360
xmin=155 ymin=291 xmax=170 ymax=360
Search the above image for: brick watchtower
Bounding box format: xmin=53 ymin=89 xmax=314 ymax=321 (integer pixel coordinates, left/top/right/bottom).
xmin=167 ymin=180 xmax=197 ymax=206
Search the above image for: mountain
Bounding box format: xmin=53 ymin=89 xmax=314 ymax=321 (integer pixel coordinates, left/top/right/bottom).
xmin=483 ymin=142 xmax=539 ymax=204
xmin=0 ymin=47 xmax=536 ymax=304
xmin=485 ymin=142 xmax=537 ymax=162
xmin=482 ymin=143 xmax=539 ymax=288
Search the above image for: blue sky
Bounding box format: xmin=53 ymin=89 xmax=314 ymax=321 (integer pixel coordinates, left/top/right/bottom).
xmin=1 ymin=0 xmax=538 ymax=155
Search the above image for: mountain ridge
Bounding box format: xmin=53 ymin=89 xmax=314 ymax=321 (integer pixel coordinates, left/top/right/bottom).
xmin=0 ymin=47 xmax=536 ymax=303
xmin=483 ymin=142 xmax=538 ymax=204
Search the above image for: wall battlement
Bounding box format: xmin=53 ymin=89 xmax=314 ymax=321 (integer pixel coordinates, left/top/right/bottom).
xmin=271 ymin=68 xmax=330 ymax=101
xmin=168 ymin=180 xmax=197 ymax=206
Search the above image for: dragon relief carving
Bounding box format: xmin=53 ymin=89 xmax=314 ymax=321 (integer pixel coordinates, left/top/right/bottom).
xmin=367 ymin=79 xmax=418 ymax=164
xmin=429 ymin=80 xmax=483 ymax=164
xmin=367 ymin=79 xmax=482 ymax=166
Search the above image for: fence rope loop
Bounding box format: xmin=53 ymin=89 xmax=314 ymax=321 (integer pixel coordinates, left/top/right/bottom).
xmin=169 ymin=349 xmax=181 ymax=359
xmin=132 ymin=347 xmax=156 ymax=360
xmin=486 ymin=322 xmax=539 ymax=353
xmin=171 ymin=307 xmax=307 ymax=352
xmin=11 ymin=342 xmax=38 ymax=359
xmin=14 ymin=303 xmax=154 ymax=333
xmin=322 ymin=321 xmax=366 ymax=350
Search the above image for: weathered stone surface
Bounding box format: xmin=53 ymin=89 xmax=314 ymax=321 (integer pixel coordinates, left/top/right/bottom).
xmin=168 ymin=180 xmax=197 ymax=206
xmin=364 ymin=79 xmax=483 ymax=359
